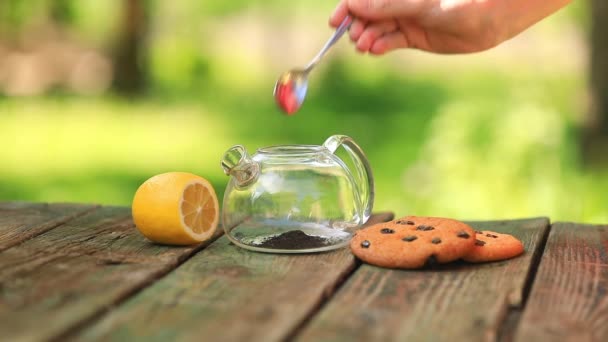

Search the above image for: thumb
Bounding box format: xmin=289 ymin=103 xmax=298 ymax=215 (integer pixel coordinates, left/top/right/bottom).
xmin=347 ymin=0 xmax=426 ymax=20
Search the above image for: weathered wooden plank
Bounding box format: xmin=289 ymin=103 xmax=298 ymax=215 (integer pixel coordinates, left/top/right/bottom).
xmin=0 ymin=202 xmax=96 ymax=251
xmin=514 ymin=222 xmax=608 ymax=342
xmin=296 ymin=217 xmax=550 ymax=342
xmin=0 ymin=206 xmax=218 ymax=342
xmin=73 ymin=213 xmax=395 ymax=342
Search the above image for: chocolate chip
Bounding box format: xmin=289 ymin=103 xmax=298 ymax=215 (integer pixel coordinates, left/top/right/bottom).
xmin=475 ymin=239 xmax=486 ymax=246
xmin=456 ymin=231 xmax=471 ymax=239
xmin=396 ymin=220 xmax=415 ymax=225
xmin=380 ymin=228 xmax=395 ymax=234
xmin=431 ymin=237 xmax=442 ymax=244
xmin=486 ymin=234 xmax=498 ymax=238
xmin=361 ymin=240 xmax=371 ymax=248
xmin=402 ymin=235 xmax=418 ymax=242
xmin=475 ymin=230 xmax=483 ymax=234
xmin=424 ymin=255 xmax=439 ymax=268
xmin=416 ymin=225 xmax=435 ymax=231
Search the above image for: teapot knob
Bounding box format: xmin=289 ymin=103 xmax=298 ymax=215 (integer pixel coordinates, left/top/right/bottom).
xmin=221 ymin=145 xmax=259 ymax=189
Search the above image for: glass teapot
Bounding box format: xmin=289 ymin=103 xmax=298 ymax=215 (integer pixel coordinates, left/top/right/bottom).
xmin=220 ymin=135 xmax=374 ymax=253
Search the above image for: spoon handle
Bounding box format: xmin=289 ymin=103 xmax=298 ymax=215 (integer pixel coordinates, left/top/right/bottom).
xmin=305 ymin=15 xmax=353 ymax=72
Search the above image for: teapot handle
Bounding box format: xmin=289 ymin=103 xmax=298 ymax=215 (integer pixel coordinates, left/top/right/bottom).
xmin=323 ymin=135 xmax=374 ymax=224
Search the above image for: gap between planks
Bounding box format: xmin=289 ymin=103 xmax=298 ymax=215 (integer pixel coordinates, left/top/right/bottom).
xmin=52 ymin=227 xmax=224 ymax=342
xmin=0 ymin=202 xmax=99 ymax=253
xmin=497 ymin=220 xmax=553 ymax=342
xmin=283 ymin=214 xmax=396 ymax=341
xmin=283 ymin=259 xmax=364 ymax=342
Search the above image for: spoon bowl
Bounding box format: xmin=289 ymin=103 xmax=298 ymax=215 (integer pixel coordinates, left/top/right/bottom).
xmin=273 ymin=69 xmax=309 ymax=115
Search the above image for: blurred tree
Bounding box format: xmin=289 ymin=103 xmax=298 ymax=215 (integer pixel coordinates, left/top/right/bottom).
xmin=585 ymin=0 xmax=608 ymax=165
xmin=113 ymin=0 xmax=148 ymax=95
xmin=50 ymin=0 xmax=74 ymax=26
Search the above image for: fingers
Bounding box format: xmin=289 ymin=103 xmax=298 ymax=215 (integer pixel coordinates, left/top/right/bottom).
xmin=331 ymin=0 xmax=422 ymax=54
xmin=349 ymin=18 xmax=366 ymax=41
xmin=370 ymin=31 xmax=409 ymax=55
xmin=346 ymin=0 xmax=426 ymax=20
xmin=329 ymin=1 xmax=349 ymax=27
xmin=353 ymin=20 xmax=398 ymax=53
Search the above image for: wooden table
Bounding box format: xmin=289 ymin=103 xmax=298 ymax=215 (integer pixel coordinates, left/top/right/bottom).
xmin=1 ymin=202 xmax=607 ymax=342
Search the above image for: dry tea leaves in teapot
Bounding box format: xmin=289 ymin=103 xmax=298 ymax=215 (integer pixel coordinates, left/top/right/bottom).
xmin=253 ymin=230 xmax=330 ymax=250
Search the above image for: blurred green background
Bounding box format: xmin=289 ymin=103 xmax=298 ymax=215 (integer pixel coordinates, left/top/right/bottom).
xmin=1 ymin=0 xmax=606 ymax=223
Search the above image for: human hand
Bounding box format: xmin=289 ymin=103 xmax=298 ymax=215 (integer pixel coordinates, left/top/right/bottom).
xmin=330 ymin=0 xmax=571 ymax=55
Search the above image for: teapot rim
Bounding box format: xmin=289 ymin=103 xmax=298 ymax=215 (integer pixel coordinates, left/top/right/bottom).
xmin=257 ymin=144 xmax=324 ymax=155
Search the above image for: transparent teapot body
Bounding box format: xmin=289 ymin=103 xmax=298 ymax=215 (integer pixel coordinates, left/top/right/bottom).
xmin=221 ymin=136 xmax=374 ymax=253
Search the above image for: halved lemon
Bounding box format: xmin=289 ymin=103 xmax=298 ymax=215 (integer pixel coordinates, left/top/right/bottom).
xmin=132 ymin=172 xmax=219 ymax=245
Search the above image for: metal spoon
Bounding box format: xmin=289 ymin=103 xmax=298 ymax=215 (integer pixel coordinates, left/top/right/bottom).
xmin=273 ymin=15 xmax=353 ymax=115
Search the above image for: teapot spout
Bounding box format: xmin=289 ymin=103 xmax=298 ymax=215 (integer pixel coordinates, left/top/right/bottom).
xmin=221 ymin=145 xmax=259 ymax=188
